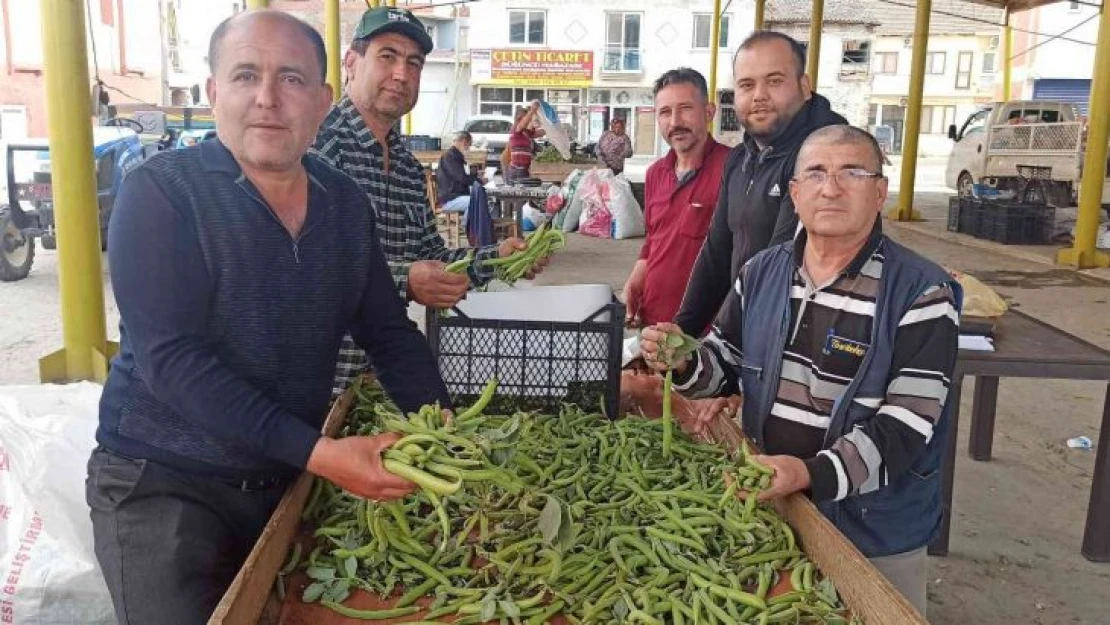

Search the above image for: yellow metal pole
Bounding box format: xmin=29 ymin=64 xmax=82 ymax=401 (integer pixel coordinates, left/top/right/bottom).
xmin=37 ymin=0 xmax=110 ymax=383
xmin=1001 ymin=8 xmax=1012 ymax=102
xmin=325 ymin=0 xmax=341 ymax=103
xmin=708 ymin=0 xmax=723 ymax=112
xmin=892 ymin=0 xmax=930 ymax=221
xmin=754 ymin=0 xmax=765 ymax=30
xmin=807 ymin=0 xmax=823 ymax=87
xmin=1058 ymin=4 xmax=1110 ymax=269
xmin=245 ymin=0 xmax=268 ymax=9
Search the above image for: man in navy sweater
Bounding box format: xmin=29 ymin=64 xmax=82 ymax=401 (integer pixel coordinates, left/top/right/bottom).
xmin=86 ymin=10 xmax=450 ymax=624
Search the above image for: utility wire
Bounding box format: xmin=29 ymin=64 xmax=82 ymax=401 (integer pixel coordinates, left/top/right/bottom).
xmin=1006 ymin=12 xmax=1100 ymax=61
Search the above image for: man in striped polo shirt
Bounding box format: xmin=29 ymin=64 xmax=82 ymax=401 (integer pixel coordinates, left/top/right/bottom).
xmin=642 ymin=125 xmax=960 ymax=615
xmin=312 ymin=8 xmax=540 ymax=397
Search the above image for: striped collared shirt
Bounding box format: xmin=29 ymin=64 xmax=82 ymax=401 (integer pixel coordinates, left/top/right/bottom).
xmin=312 ymin=96 xmax=500 ymax=396
xmin=675 ymin=228 xmax=959 ymax=502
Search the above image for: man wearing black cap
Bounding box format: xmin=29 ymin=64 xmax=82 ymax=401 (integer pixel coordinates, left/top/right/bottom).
xmin=313 ymin=7 xmax=544 ymax=398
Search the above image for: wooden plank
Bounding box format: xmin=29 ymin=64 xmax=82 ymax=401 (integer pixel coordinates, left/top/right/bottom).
xmin=411 ymin=150 xmax=485 ymax=168
xmin=208 ymin=388 xmax=356 ymax=625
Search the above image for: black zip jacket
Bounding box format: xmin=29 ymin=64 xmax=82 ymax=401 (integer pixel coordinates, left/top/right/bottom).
xmin=674 ymin=94 xmax=847 ymax=335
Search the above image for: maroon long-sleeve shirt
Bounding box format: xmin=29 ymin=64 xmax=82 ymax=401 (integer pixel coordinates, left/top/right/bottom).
xmin=637 ymin=138 xmax=730 ymax=326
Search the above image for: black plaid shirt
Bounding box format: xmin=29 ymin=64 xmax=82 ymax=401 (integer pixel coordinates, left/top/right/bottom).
xmin=312 ymin=96 xmax=500 ymax=396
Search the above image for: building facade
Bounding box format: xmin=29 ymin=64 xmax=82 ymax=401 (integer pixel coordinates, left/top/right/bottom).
xmin=1009 ymin=1 xmax=1100 ymax=114
xmin=766 ymin=0 xmax=879 ymax=134
xmin=0 ymin=0 xmax=163 ymax=139
xmin=865 ymin=0 xmax=1002 ymax=157
xmin=467 ymin=0 xmax=751 ymax=155
xmin=268 ymin=0 xmax=472 ymax=140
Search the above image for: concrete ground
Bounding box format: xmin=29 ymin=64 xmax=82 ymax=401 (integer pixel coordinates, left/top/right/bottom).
xmin=2 ymin=182 xmax=1109 ymax=623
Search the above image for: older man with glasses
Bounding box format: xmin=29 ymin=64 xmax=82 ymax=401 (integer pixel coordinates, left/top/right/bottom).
xmin=641 ymin=125 xmax=962 ymax=617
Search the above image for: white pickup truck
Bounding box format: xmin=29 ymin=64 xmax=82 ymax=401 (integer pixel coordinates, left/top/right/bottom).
xmin=945 ymin=100 xmax=1110 ymax=208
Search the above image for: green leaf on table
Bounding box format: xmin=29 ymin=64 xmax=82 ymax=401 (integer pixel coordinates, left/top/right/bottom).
xmin=480 ymin=595 xmax=498 ymax=621
xmin=325 ymin=579 xmax=351 ymax=604
xmin=343 ymin=555 xmax=358 ymax=579
xmin=538 ymin=495 xmax=562 ymax=546
xmin=612 ymin=596 xmax=630 ymax=621
xmin=556 ymin=499 xmax=577 ymax=552
xmin=500 ymin=599 xmax=521 ymax=619
xmin=485 ymin=414 xmax=522 ymax=442
xmin=302 ymin=581 xmax=327 ymax=603
xmin=305 ymin=566 xmax=335 ymax=581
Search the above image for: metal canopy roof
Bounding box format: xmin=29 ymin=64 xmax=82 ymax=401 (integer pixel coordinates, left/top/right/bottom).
xmin=962 ymin=0 xmax=1073 ymax=12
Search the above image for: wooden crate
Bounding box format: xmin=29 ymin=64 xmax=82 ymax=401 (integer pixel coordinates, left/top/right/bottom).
xmin=211 ymin=384 xmax=927 ymax=625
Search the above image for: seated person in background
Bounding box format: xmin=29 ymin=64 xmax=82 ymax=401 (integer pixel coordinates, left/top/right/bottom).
xmin=505 ymin=101 xmax=545 ymax=184
xmin=641 ymin=125 xmax=962 ymax=616
xmin=436 ymin=131 xmax=483 ymax=214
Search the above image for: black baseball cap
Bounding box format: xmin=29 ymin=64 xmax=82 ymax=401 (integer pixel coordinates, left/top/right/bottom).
xmin=352 ymin=7 xmax=434 ymax=55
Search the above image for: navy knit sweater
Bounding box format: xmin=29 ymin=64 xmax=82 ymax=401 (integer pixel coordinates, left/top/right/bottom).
xmin=97 ymin=139 xmax=450 ymax=480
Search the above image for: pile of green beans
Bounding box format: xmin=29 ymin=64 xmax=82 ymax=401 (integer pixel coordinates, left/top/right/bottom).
xmin=479 ymin=222 xmax=566 ymax=286
xmin=289 ymin=380 xmax=859 ymax=624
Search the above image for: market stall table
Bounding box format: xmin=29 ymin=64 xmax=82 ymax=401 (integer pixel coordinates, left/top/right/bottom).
xmin=486 ymin=184 xmax=552 ymax=239
xmin=931 ymin=309 xmax=1110 ymax=562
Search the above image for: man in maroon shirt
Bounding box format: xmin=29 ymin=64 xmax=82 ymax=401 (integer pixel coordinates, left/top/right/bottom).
xmin=623 ymin=68 xmax=730 ymax=327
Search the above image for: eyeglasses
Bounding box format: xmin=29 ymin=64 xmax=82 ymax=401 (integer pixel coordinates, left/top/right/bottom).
xmin=793 ymin=168 xmax=884 ymax=188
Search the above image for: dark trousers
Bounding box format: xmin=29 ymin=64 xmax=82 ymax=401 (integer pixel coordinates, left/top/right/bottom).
xmin=86 ymin=448 xmax=288 ymax=625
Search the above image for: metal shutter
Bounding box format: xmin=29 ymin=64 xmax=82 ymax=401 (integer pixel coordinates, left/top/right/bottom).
xmin=1032 ymin=79 xmax=1092 ymax=116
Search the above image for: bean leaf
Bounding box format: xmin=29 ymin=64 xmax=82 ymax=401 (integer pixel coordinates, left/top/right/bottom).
xmin=326 ymin=579 xmax=351 ymax=603
xmin=305 ymin=566 xmax=335 ymax=581
xmin=500 ymin=599 xmax=521 ymax=619
xmin=557 ymin=502 xmax=577 ymax=552
xmin=343 ymin=555 xmax=358 ymax=579
xmin=485 ymin=414 xmax=522 ymax=442
xmin=302 ymin=581 xmax=326 ymax=603
xmin=479 ymin=595 xmax=498 ymax=621
xmin=538 ymin=495 xmax=561 ymax=545
xmin=612 ymin=597 xmax=630 ymax=621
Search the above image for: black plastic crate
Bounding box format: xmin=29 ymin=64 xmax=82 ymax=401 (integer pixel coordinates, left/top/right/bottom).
xmin=980 ymin=201 xmax=1055 ymax=244
xmin=958 ymin=197 xmax=985 ymax=236
xmin=425 ymin=300 xmax=625 ymax=418
xmin=947 ymin=197 xmax=961 ymax=232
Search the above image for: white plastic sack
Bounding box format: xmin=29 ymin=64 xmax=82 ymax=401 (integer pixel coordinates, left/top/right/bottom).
xmin=608 ymin=175 xmax=645 ymax=240
xmin=536 ymin=102 xmax=572 ymax=160
xmin=564 ymin=169 xmax=613 ymax=233
xmin=552 ymin=170 xmax=582 ymax=231
xmin=0 ymin=383 xmax=115 ymax=625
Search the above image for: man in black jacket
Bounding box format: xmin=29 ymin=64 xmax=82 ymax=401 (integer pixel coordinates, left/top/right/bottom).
xmin=436 ymin=131 xmax=482 ymax=213
xmin=674 ymin=31 xmax=847 ymax=336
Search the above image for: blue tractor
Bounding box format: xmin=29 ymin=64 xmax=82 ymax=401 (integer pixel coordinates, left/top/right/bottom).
xmin=1 ymin=125 xmax=151 ymax=281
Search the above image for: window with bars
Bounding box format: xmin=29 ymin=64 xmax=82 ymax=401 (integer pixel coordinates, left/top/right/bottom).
xmin=604 ymin=12 xmax=643 ymax=72
xmin=841 ymin=40 xmax=871 ymax=77
xmin=718 ymin=90 xmax=740 ymax=132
